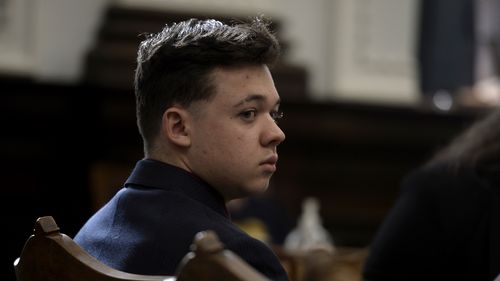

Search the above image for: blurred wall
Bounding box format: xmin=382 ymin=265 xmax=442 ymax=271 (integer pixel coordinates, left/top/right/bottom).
xmin=0 ymin=0 xmax=109 ymax=81
xmin=0 ymin=0 xmax=419 ymax=103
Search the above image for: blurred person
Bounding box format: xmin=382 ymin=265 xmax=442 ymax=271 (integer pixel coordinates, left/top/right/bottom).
xmin=74 ymin=17 xmax=289 ymax=281
xmin=466 ymin=0 xmax=500 ymax=107
xmin=417 ymin=0 xmax=475 ymax=111
xmin=363 ymin=108 xmax=500 ymax=281
xmin=227 ymin=195 xmax=293 ymax=246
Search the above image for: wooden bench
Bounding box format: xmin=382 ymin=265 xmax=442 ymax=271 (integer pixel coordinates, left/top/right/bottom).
xmin=14 ymin=216 xmax=270 ymax=281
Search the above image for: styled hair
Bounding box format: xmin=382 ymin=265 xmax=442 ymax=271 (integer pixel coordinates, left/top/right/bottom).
xmin=134 ymin=16 xmax=281 ymax=151
xmin=426 ymin=108 xmax=500 ymax=172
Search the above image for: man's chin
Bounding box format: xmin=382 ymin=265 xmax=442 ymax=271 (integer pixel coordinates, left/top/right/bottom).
xmin=236 ymin=185 xmax=268 ymax=198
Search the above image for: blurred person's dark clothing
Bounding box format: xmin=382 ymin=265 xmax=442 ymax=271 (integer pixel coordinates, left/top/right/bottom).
xmin=228 ymin=196 xmax=294 ymax=246
xmin=364 ymin=109 xmax=500 ymax=281
xmin=363 ymin=163 xmax=500 ymax=281
xmin=418 ymin=0 xmax=475 ymax=97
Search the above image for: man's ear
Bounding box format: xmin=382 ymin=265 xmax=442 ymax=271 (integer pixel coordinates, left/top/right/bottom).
xmin=161 ymin=107 xmax=191 ymax=147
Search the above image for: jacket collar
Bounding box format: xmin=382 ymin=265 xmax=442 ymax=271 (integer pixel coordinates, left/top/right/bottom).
xmin=125 ymin=158 xmax=229 ymax=218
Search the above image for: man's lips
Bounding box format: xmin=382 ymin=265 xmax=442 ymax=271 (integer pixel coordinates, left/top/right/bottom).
xmin=260 ymin=155 xmax=278 ymax=172
xmin=261 ymin=155 xmax=278 ymax=165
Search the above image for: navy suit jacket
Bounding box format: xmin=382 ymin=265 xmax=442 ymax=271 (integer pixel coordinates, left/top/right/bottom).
xmin=363 ymin=163 xmax=500 ymax=281
xmin=75 ymin=159 xmax=289 ymax=281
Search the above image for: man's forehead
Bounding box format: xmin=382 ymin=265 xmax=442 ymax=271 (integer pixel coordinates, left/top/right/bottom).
xmin=233 ymin=94 xmax=280 ymax=108
xmin=208 ymin=65 xmax=279 ymax=106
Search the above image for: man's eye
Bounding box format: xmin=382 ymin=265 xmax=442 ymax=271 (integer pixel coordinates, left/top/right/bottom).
xmin=271 ymin=110 xmax=284 ymax=122
xmin=240 ymin=110 xmax=257 ymax=121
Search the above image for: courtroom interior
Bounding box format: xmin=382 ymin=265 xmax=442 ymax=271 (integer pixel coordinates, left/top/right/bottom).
xmin=2 ymin=1 xmax=498 ymax=280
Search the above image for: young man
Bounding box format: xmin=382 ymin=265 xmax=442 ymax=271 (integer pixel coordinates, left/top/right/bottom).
xmin=74 ymin=17 xmax=289 ymax=280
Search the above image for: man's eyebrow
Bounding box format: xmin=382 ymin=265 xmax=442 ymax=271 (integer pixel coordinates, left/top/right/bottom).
xmin=233 ymin=94 xmax=281 ymax=108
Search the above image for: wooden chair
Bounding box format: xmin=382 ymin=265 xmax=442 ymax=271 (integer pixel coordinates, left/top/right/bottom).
xmin=14 ymin=216 xmax=270 ymax=281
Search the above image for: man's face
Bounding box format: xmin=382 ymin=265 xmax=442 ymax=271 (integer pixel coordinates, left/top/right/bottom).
xmin=186 ymin=64 xmax=285 ymax=200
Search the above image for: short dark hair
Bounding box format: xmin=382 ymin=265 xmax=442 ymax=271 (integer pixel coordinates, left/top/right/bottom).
xmin=134 ymin=16 xmax=281 ymax=150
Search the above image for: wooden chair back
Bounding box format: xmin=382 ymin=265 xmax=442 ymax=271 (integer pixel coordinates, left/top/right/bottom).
xmin=14 ymin=216 xmax=270 ymax=281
